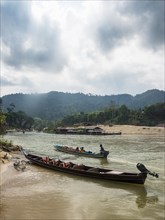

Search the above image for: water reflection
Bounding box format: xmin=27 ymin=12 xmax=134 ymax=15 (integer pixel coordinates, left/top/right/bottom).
xmin=35 ymin=165 xmax=159 ymax=209
xmin=99 ymin=158 xmax=110 ymax=165
xmin=79 ymin=177 xmax=159 ymax=209
xmin=99 ymin=181 xmax=159 ymax=209
xmin=136 ymin=193 xmax=159 ymax=208
xmin=81 ymin=179 xmax=148 ymax=209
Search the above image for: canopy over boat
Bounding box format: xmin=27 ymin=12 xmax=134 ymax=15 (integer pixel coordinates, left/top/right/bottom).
xmin=22 ymin=150 xmax=159 ymax=184
xmin=54 ymin=144 xmax=109 ymax=158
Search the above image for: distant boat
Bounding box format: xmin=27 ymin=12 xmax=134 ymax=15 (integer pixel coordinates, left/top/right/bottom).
xmin=22 ymin=150 xmax=159 ymax=184
xmin=54 ymin=144 xmax=109 ymax=158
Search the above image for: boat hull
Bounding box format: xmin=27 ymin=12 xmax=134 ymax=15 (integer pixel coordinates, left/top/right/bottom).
xmin=23 ymin=152 xmax=147 ymax=184
xmin=54 ymin=145 xmax=109 ymax=158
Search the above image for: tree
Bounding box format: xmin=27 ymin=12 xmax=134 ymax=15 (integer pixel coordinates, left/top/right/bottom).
xmin=7 ymin=103 xmax=15 ymax=113
xmin=0 ymin=112 xmax=6 ymax=134
xmin=116 ymin=105 xmax=130 ymax=124
xmin=5 ymin=105 xmax=34 ymax=130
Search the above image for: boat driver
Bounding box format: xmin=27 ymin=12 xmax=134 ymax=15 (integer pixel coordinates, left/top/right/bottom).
xmin=100 ymin=144 xmax=105 ymax=154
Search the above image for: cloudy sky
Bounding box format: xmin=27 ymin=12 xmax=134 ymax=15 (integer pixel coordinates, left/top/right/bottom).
xmin=1 ymin=0 xmax=164 ymax=96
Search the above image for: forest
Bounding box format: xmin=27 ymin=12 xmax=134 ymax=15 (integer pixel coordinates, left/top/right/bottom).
xmin=0 ymin=89 xmax=164 ymax=133
xmin=0 ymin=99 xmax=164 ymax=134
xmin=0 ymin=102 xmax=34 ymax=133
xmin=2 ymin=89 xmax=164 ymax=121
xmin=58 ymin=103 xmax=165 ymax=127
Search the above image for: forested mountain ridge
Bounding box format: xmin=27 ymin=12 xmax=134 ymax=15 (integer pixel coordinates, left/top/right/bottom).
xmin=1 ymin=89 xmax=164 ymax=120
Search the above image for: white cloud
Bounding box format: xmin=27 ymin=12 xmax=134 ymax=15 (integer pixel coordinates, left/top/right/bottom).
xmin=1 ymin=1 xmax=164 ymax=97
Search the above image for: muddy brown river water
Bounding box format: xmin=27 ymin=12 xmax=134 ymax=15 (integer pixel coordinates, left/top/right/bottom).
xmin=1 ymin=132 xmax=164 ymax=220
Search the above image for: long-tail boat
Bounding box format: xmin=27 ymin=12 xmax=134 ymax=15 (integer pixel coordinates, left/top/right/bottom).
xmin=54 ymin=144 xmax=109 ymax=158
xmin=23 ymin=150 xmax=158 ymax=184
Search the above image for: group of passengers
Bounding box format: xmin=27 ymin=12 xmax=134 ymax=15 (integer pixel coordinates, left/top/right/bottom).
xmin=63 ymin=146 xmax=86 ymax=152
xmin=64 ymin=146 xmax=74 ymax=151
xmin=76 ymin=144 xmax=106 ymax=154
xmin=42 ymin=156 xmax=74 ymax=168
xmin=42 ymin=156 xmax=86 ymax=170
xmin=76 ymin=147 xmax=85 ymax=152
xmin=68 ymin=144 xmax=105 ymax=154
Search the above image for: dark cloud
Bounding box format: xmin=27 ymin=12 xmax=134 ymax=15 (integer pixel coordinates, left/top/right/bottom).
xmin=0 ymin=75 xmax=34 ymax=87
xmin=95 ymin=1 xmax=164 ymax=52
xmin=1 ymin=1 xmax=31 ymax=40
xmin=1 ymin=1 xmax=67 ymax=72
xmin=120 ymin=1 xmax=165 ymax=50
xmin=96 ymin=21 xmax=131 ymax=52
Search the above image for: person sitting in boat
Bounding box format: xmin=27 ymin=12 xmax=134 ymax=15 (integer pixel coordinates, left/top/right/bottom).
xmin=62 ymin=162 xmax=67 ymax=168
xmin=64 ymin=162 xmax=72 ymax=168
xmin=100 ymin=144 xmax=105 ymax=154
xmin=55 ymin=159 xmax=62 ymax=166
xmin=76 ymin=147 xmax=79 ymax=151
xmin=59 ymin=162 xmax=64 ymax=167
xmin=42 ymin=156 xmax=49 ymax=163
xmin=51 ymin=160 xmax=56 ymax=165
xmin=80 ymin=147 xmax=85 ymax=152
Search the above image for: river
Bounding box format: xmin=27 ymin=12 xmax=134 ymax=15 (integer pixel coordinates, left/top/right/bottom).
xmin=1 ymin=132 xmax=164 ymax=220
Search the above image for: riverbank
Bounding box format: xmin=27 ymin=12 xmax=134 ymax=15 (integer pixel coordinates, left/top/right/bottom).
xmin=98 ymin=125 xmax=164 ymax=135
xmin=0 ymin=150 xmax=24 ymax=186
xmin=53 ymin=124 xmax=164 ymax=135
xmin=0 ymin=159 xmax=12 ymax=186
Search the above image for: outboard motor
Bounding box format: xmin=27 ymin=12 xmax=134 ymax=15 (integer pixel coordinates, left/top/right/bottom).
xmin=136 ymin=163 xmax=159 ymax=178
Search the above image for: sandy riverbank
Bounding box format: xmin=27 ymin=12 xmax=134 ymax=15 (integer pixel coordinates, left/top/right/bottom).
xmin=0 ymin=151 xmax=24 ymax=186
xmin=98 ymin=125 xmax=165 ymax=135
xmin=0 ymin=160 xmax=12 ymax=186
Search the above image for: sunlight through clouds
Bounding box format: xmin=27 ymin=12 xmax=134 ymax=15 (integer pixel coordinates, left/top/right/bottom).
xmin=1 ymin=1 xmax=164 ymax=96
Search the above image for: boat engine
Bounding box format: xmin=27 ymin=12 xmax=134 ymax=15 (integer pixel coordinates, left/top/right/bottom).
xmin=103 ymin=150 xmax=109 ymax=158
xmin=136 ymin=163 xmax=159 ymax=178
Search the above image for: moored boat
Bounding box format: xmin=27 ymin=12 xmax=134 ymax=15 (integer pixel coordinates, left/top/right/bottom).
xmin=23 ymin=150 xmax=159 ymax=184
xmin=54 ymin=144 xmax=109 ymax=158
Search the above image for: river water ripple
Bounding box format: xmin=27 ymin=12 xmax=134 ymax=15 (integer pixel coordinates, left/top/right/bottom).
xmin=1 ymin=132 xmax=164 ymax=220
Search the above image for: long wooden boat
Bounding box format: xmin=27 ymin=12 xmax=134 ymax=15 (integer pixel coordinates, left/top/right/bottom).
xmin=54 ymin=144 xmax=109 ymax=158
xmin=23 ymin=150 xmax=158 ymax=184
